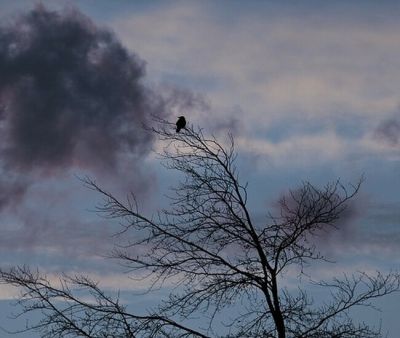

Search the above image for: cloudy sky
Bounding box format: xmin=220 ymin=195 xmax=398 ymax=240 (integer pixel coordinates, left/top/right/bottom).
xmin=0 ymin=1 xmax=399 ymax=336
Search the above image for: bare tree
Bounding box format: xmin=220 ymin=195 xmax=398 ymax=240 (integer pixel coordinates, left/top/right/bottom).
xmin=1 ymin=120 xmax=399 ymax=338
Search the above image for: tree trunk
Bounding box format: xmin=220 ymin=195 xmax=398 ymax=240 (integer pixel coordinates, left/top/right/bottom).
xmin=275 ymin=310 xmax=286 ymax=338
xmin=271 ymin=273 xmax=286 ymax=338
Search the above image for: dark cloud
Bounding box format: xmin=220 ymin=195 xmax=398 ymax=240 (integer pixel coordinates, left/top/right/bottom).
xmin=0 ymin=5 xmax=211 ymax=262
xmin=270 ymin=183 xmax=363 ymax=257
xmin=0 ymin=5 xmax=179 ymax=211
xmin=374 ymin=117 xmax=400 ymax=146
xmin=0 ymin=5 xmax=161 ymax=172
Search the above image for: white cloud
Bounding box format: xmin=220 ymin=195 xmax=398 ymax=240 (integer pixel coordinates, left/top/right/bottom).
xmin=0 ymin=268 xmax=180 ymax=301
xmin=0 ymin=284 xmax=20 ymax=300
xmin=236 ymin=131 xmax=345 ymax=166
xmin=235 ymin=129 xmax=399 ymax=168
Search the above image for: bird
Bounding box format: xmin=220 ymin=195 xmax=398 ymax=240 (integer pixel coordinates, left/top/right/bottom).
xmin=176 ymin=116 xmax=186 ymax=133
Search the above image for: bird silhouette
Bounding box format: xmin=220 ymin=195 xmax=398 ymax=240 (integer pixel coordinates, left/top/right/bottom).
xmin=176 ymin=116 xmax=186 ymax=133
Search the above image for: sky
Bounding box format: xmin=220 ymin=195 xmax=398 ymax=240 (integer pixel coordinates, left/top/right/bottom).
xmin=0 ymin=0 xmax=399 ymax=337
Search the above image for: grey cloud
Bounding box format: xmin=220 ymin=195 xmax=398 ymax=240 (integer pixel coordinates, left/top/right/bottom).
xmin=0 ymin=5 xmax=161 ymax=172
xmin=207 ymin=105 xmax=243 ymax=135
xmin=0 ymin=5 xmax=187 ymax=211
xmin=0 ymin=176 xmax=28 ymax=210
xmin=160 ymin=85 xmax=211 ymax=115
xmin=374 ymin=117 xmax=400 ymax=146
xmin=158 ymin=85 xmax=243 ymax=135
xmin=367 ymin=203 xmax=400 ymax=226
xmin=310 ymin=200 xmax=400 ymax=259
xmin=271 ymin=183 xmax=363 ymax=254
xmin=0 ymin=4 xmax=212 ymax=262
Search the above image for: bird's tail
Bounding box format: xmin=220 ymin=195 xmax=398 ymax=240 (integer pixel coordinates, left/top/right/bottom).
xmin=176 ymin=126 xmax=181 ymax=133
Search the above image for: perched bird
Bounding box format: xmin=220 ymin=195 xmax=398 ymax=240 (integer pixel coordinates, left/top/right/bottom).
xmin=176 ymin=116 xmax=186 ymax=133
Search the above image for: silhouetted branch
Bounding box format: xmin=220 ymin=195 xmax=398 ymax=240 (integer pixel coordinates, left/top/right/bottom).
xmin=0 ymin=266 xmax=211 ymax=338
xmin=0 ymin=120 xmax=398 ymax=338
